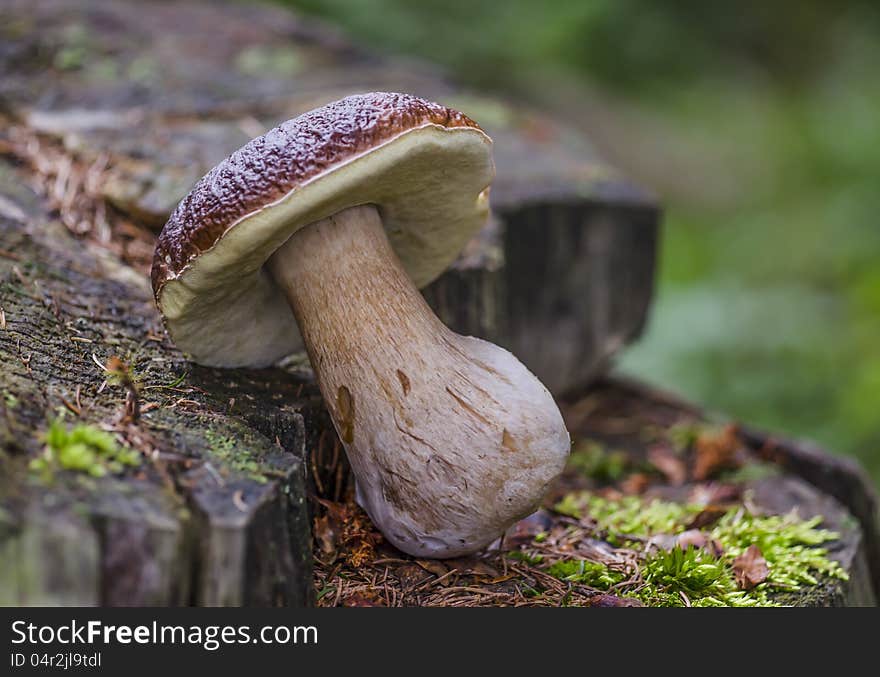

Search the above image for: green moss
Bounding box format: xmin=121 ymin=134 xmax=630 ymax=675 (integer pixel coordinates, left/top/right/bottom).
xmin=719 ymin=462 xmax=781 ymax=483
xmin=2 ymin=392 xmax=18 ymax=409
xmin=30 ymin=417 xmax=140 ymax=481
xmin=556 ymin=492 xmax=694 ymax=543
xmin=546 ymin=559 xmax=626 ymax=589
xmin=566 ymin=440 xmax=629 ymax=482
xmin=709 ymin=511 xmax=845 ymax=589
xmin=521 ymin=585 xmax=543 ymax=598
xmin=544 ymin=492 xmax=847 ymax=607
xmin=506 ymin=550 xmax=544 ymax=565
xmin=203 ymin=429 xmax=269 ymax=483
xmin=639 ymin=546 xmax=759 ymax=607
xmin=666 ymin=421 xmax=706 ymax=453
xmin=53 ymin=24 xmax=90 ymax=71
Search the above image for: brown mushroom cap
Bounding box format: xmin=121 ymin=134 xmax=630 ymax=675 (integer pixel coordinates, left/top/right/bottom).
xmin=151 ymin=92 xmax=494 ymax=367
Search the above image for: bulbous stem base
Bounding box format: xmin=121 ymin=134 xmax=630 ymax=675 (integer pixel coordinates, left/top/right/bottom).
xmin=268 ymin=205 xmax=570 ymax=557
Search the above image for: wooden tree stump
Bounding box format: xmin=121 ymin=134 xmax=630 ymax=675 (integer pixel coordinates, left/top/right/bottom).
xmin=0 ymin=186 xmax=323 ymax=605
xmin=0 ymin=0 xmax=876 ymax=606
xmin=559 ymin=379 xmax=878 ymax=607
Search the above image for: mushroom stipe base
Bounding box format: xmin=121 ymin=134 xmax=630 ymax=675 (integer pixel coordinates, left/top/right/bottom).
xmin=267 ymin=205 xmax=570 ymax=557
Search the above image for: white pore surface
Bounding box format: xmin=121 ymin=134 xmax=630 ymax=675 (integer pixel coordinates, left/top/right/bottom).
xmin=158 ymin=125 xmax=493 ymax=367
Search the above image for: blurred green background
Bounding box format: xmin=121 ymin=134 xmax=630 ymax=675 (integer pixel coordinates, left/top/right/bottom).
xmin=283 ymin=0 xmax=880 ymax=485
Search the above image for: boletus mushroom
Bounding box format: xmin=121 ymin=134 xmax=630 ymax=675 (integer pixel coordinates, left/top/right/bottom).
xmin=152 ymin=92 xmax=570 ymax=558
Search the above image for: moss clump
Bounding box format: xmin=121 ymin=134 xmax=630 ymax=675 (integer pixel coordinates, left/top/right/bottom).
xmin=546 ymin=559 xmax=626 ymax=589
xmin=506 ymin=550 xmax=544 ymax=566
xmin=640 ymin=546 xmax=760 ymax=607
xmin=30 ymin=418 xmax=140 ymax=480
xmin=556 ymin=493 xmax=692 ymax=543
xmin=666 ymin=421 xmax=709 ymax=453
xmin=540 ymin=492 xmax=847 ymax=607
xmin=203 ymin=429 xmax=268 ymax=483
xmin=710 ymin=511 xmax=843 ymax=589
xmin=566 ymin=440 xmax=629 ymax=482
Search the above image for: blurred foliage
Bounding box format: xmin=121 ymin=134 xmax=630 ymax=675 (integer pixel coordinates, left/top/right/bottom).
xmin=286 ymin=0 xmax=880 ymax=484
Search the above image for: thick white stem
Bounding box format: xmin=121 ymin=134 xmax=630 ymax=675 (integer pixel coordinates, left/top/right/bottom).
xmin=268 ymin=205 xmax=569 ymax=557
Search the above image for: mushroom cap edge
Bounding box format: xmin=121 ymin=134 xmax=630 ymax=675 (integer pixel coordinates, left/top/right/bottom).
xmin=151 ymin=92 xmax=494 ymax=368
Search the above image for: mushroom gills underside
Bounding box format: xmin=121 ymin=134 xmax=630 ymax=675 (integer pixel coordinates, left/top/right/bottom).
xmin=158 ymin=126 xmax=493 ymax=367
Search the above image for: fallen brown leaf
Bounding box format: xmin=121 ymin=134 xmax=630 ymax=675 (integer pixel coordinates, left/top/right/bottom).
xmin=689 ymin=482 xmax=743 ymax=506
xmin=676 ymin=529 xmax=725 ymax=557
xmin=648 ymin=445 xmax=686 ymax=485
xmin=313 ymin=514 xmax=338 ymax=559
xmin=488 ymin=574 xmax=518 ymax=584
xmin=445 ymin=558 xmax=500 ymax=579
xmin=686 ymin=505 xmax=729 ymax=530
xmin=676 ymin=529 xmax=708 ymax=550
xmin=595 ymin=487 xmax=625 ymax=502
xmin=619 ymin=472 xmax=650 ymax=495
xmin=732 ymin=544 xmax=770 ymax=590
xmin=693 ymin=424 xmax=744 ymax=480
xmin=416 ymin=559 xmax=450 ymax=578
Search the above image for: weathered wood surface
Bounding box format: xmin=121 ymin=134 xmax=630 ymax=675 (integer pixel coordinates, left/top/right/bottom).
xmin=0 ymin=160 xmax=324 ymax=605
xmin=576 ymin=377 xmax=880 ymax=602
xmin=0 ymin=0 xmax=876 ymax=607
xmin=562 ymin=379 xmax=878 ymax=606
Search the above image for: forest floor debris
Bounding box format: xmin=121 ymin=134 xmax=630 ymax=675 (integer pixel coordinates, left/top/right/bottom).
xmin=313 ymin=391 xmax=848 ymax=607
